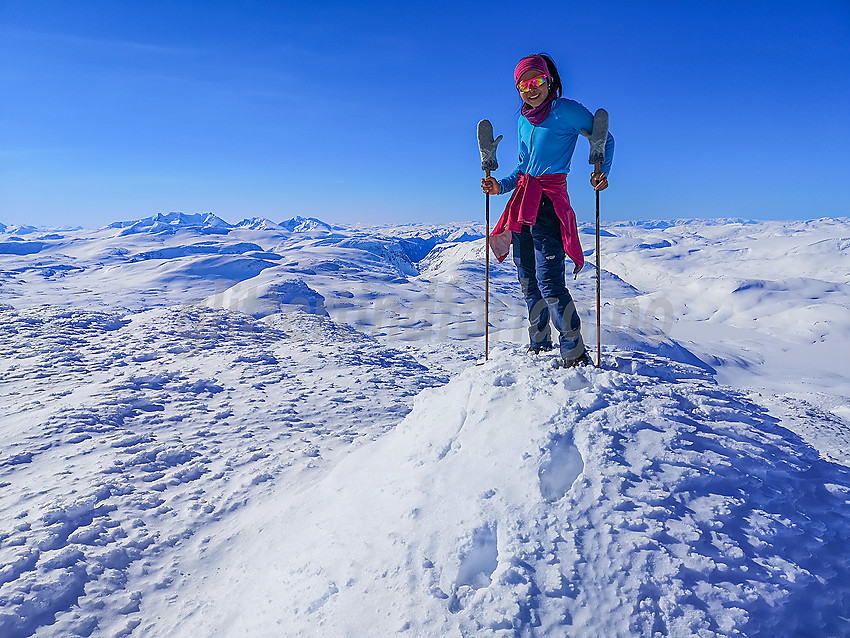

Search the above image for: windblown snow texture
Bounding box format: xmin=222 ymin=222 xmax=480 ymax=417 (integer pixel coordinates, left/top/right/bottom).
xmin=174 ymin=346 xmax=850 ymax=637
xmin=1 ymin=214 xmax=849 ymax=637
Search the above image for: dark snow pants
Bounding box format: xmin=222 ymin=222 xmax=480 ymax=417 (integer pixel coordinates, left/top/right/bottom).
xmin=511 ymin=194 xmax=586 ymax=363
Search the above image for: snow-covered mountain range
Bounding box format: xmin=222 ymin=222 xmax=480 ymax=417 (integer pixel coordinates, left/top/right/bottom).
xmin=1 ymin=214 xmax=849 ymax=637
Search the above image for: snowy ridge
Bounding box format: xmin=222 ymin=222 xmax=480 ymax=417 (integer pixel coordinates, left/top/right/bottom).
xmin=165 ymin=346 xmax=850 ymax=636
xmin=0 ymin=214 xmax=491 ymax=316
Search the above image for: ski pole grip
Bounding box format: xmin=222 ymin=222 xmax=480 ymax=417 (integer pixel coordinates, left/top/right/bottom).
xmin=477 ymin=119 xmax=502 ymax=173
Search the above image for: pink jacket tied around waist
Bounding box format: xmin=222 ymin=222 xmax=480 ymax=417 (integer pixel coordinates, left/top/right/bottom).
xmin=489 ymin=172 xmax=584 ymax=271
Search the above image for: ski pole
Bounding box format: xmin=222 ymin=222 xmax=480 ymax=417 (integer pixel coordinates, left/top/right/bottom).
xmin=586 ymin=109 xmax=609 ymax=369
xmin=485 ymin=171 xmax=490 ymax=361
xmin=595 ymin=161 xmax=602 ymax=369
xmin=477 ymin=119 xmax=502 ymax=362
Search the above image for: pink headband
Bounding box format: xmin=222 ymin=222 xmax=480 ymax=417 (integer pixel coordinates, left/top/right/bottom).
xmin=514 ymin=55 xmax=549 ymax=85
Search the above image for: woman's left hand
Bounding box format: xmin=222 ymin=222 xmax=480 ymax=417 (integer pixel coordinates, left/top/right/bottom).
xmin=591 ymin=172 xmax=608 ymax=191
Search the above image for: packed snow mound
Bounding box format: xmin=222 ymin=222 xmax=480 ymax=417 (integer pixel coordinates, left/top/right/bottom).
xmin=179 ymin=345 xmax=850 ymax=637
xmin=204 ymin=277 xmax=328 ymax=318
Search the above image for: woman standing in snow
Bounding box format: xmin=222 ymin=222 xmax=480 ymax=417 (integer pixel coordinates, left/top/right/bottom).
xmin=482 ymin=53 xmax=614 ymax=367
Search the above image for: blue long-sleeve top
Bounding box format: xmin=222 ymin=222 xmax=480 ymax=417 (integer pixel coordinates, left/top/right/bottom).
xmin=498 ymin=97 xmax=615 ymax=194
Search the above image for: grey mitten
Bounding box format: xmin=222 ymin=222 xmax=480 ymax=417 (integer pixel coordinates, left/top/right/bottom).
xmin=477 ymin=119 xmax=503 ymax=172
xmin=582 ymin=109 xmax=609 ymax=167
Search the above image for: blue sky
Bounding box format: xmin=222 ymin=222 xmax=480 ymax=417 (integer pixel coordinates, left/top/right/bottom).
xmin=1 ymin=0 xmax=848 ymax=228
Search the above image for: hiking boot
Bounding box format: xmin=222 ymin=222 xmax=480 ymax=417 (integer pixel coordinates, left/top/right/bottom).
xmin=560 ymin=351 xmax=593 ymax=368
xmin=527 ymin=342 xmax=554 ymax=355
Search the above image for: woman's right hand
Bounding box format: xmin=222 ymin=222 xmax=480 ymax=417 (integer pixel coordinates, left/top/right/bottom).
xmin=481 ymin=177 xmax=500 ymax=195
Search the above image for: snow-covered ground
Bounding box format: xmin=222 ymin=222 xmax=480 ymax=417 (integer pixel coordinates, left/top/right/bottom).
xmin=1 ymin=213 xmax=849 ymax=637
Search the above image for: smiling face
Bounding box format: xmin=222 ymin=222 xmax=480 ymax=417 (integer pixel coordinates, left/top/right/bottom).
xmin=518 ymin=69 xmax=549 ymax=109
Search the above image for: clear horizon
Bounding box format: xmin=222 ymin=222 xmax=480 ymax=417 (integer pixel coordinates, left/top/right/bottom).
xmin=2 ymin=0 xmax=849 ymax=228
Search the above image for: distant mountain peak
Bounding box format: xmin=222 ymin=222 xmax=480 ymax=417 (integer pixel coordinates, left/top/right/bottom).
xmin=0 ymin=223 xmax=39 ymax=236
xmin=279 ymin=216 xmax=335 ymax=233
xmin=153 ymin=211 xmax=231 ymax=228
xmin=236 ymin=217 xmax=284 ymax=231
xmin=109 ymin=212 xmax=233 ymax=236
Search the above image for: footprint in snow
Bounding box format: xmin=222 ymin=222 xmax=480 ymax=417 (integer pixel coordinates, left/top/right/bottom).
xmin=450 ymin=522 xmax=500 ymax=613
xmin=538 ymin=434 xmax=584 ymax=502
